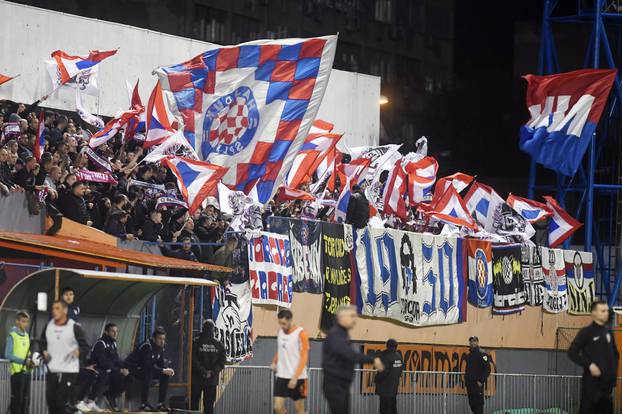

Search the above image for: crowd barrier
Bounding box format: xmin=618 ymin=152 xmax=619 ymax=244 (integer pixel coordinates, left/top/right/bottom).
xmin=3 ymin=360 xmax=620 ymax=413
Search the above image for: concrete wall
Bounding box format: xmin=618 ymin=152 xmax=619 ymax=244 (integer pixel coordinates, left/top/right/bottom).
xmin=0 ymin=1 xmax=379 ymax=147
xmin=251 ymin=294 xmax=591 ymax=351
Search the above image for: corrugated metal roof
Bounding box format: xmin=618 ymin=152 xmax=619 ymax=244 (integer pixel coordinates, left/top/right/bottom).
xmin=0 ymin=231 xmax=231 ymax=272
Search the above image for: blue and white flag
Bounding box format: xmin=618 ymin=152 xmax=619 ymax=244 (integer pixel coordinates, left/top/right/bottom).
xmin=543 ymin=196 xmax=582 ymax=247
xmin=507 ymin=193 xmax=552 ymax=223
xmin=155 ymin=36 xmax=337 ymax=204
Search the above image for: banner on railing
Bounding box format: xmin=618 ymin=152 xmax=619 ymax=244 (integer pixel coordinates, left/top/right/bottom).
xmin=522 ymin=245 xmax=545 ymax=306
xmin=320 ymin=222 xmax=355 ymax=331
xmin=289 ymin=219 xmax=323 ymax=293
xmin=212 ymin=281 xmax=253 ymax=363
xmin=466 ymin=239 xmax=493 ymax=308
xmin=564 ymin=250 xmax=595 ymax=315
xmin=361 ymin=342 xmax=496 ymax=396
xmin=356 ymin=229 xmax=466 ymax=326
xmin=492 ymin=244 xmax=526 ymax=314
xmin=541 ymin=247 xmax=568 ymax=313
xmin=248 ymin=232 xmax=294 ymax=308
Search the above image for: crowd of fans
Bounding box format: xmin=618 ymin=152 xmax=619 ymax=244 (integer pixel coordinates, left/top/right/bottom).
xmin=0 ymin=100 xmax=360 ymax=266
xmin=0 ymin=100 xmax=239 ymax=263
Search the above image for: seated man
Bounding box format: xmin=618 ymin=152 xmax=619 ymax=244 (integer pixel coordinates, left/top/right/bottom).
xmin=76 ymin=323 xmax=129 ymax=412
xmin=124 ymin=327 xmax=175 ymax=412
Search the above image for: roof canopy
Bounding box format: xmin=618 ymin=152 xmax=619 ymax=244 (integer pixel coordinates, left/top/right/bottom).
xmin=0 ymin=231 xmax=231 ymax=272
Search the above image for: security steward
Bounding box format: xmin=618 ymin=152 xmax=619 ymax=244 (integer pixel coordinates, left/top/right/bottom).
xmin=5 ymin=311 xmax=32 ymax=414
xmin=191 ymin=320 xmax=226 ymax=414
xmin=465 ymin=336 xmax=491 ymax=414
xmin=375 ymin=338 xmax=404 ymax=414
xmin=124 ymin=327 xmax=175 ymax=412
xmin=568 ymin=300 xmax=619 ymax=414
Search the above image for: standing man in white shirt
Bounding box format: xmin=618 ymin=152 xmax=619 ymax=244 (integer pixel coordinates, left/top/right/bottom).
xmin=271 ymin=309 xmax=309 ymax=414
xmin=40 ymin=300 xmax=90 ymax=414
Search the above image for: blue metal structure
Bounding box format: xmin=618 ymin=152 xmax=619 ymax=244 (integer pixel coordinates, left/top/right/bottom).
xmin=531 ymin=0 xmax=622 ymax=304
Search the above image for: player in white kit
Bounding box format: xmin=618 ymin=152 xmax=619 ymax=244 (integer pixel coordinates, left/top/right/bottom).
xmin=271 ymin=309 xmax=309 ymax=414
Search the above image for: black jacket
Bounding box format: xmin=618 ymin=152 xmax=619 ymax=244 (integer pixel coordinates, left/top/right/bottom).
xmin=91 ymin=333 xmax=122 ymax=372
xmin=58 ymin=192 xmax=90 ymax=224
xmin=103 ymin=215 xmax=130 ymax=239
xmin=141 ymin=219 xmax=163 ymax=242
xmin=192 ymin=329 xmax=226 ymax=386
xmin=68 ymin=303 xmax=80 ymax=321
xmin=346 ymin=192 xmax=370 ymax=229
xmin=568 ymin=322 xmax=620 ymax=389
xmin=465 ymin=348 xmax=492 ymax=384
xmin=124 ymin=339 xmax=165 ymax=374
xmin=375 ymin=349 xmax=404 ymax=397
xmin=13 ymin=168 xmax=36 ymax=192
xmin=322 ymin=324 xmax=374 ymax=385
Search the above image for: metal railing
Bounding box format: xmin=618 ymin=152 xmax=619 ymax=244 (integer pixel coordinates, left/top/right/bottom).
xmin=1 ymin=361 xmax=619 ymax=413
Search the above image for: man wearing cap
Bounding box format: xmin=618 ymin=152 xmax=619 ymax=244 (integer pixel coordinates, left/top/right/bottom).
xmin=465 ymin=336 xmax=491 ymax=414
xmin=375 ymin=339 xmax=404 ymax=414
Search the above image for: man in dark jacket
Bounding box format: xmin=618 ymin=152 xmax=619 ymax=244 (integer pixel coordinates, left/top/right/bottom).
xmin=191 ymin=320 xmax=226 ymax=414
xmin=375 ymin=339 xmax=404 ymax=414
xmin=124 ymin=327 xmax=174 ymax=412
xmin=61 ymin=286 xmax=80 ymax=321
xmin=568 ymin=300 xmax=619 ymax=414
xmin=58 ymin=181 xmax=92 ymax=225
xmin=141 ymin=210 xmax=163 ymax=242
xmin=93 ymin=323 xmax=129 ymax=412
xmin=465 ymin=336 xmax=492 ymax=414
xmin=346 ymin=184 xmax=370 ymax=229
xmin=322 ymin=305 xmax=383 ymax=414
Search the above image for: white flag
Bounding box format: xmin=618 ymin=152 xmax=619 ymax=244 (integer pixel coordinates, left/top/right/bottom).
xmin=143 ymin=130 xmax=199 ymax=164
xmin=75 ymin=91 xmax=105 ymax=129
xmin=47 ymin=61 xmax=99 ymax=96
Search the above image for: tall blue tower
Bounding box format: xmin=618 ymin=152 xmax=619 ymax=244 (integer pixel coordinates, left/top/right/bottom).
xmin=532 ymin=0 xmax=622 ymax=304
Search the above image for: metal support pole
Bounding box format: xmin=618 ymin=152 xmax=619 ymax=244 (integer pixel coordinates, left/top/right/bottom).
xmin=586 ymin=134 xmax=596 ymax=251
xmin=594 ymin=0 xmax=602 ymax=69
xmin=54 ymin=269 xmax=60 ymax=301
xmin=187 ymin=286 xmax=195 ymax=402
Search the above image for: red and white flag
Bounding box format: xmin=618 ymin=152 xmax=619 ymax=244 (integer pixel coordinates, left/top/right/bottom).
xmin=404 ymin=156 xmax=439 ymax=204
xmin=382 ymin=159 xmax=409 ymax=219
xmin=286 ymin=120 xmax=341 ymax=189
xmin=426 ymin=185 xmax=478 ymax=230
xmin=433 ymin=172 xmax=474 ymax=202
xmin=277 ymin=186 xmax=316 ymax=202
xmin=0 ymin=73 xmax=15 ymax=86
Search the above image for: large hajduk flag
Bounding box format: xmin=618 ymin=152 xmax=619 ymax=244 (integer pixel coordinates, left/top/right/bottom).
xmin=154 ymin=36 xmax=338 ymax=204
xmin=520 ymin=69 xmax=616 ymax=176
xmin=46 ymin=49 xmax=117 ymax=88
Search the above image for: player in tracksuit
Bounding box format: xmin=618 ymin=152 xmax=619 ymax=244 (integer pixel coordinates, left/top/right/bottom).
xmin=465 ymin=336 xmax=491 ymax=414
xmin=191 ymin=320 xmax=226 ymax=414
xmin=76 ymin=323 xmax=129 ymax=412
xmin=5 ymin=311 xmax=32 ymax=414
xmin=40 ymin=300 xmax=90 ymax=414
xmin=124 ymin=327 xmax=175 ymax=412
xmin=568 ymin=300 xmax=619 ymax=414
xmin=271 ymin=309 xmax=310 ymax=414
xmin=375 ymin=339 xmax=404 ymax=414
